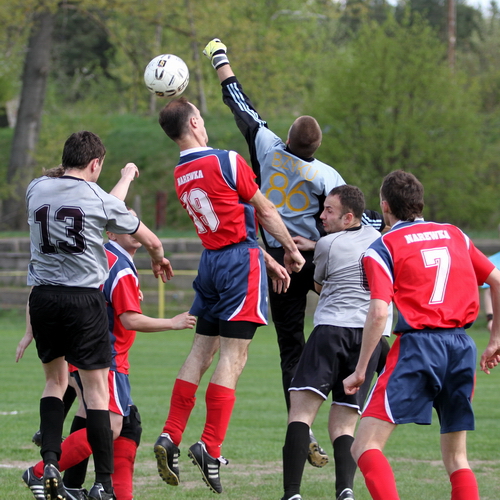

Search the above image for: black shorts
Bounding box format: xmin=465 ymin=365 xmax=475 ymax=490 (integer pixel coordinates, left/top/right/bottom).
xmin=30 ymin=285 xmax=111 ymax=370
xmin=289 ymin=324 xmax=382 ymax=412
xmin=196 ymin=316 xmax=258 ymax=340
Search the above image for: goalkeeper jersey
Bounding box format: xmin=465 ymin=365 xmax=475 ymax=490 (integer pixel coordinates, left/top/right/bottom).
xmin=221 ymin=76 xmax=346 ymax=248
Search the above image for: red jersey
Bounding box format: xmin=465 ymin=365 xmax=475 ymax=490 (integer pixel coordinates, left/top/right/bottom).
xmin=175 ymin=147 xmax=259 ymax=250
xmin=102 ymin=241 xmax=142 ymax=374
xmin=364 ymin=220 xmax=494 ymax=332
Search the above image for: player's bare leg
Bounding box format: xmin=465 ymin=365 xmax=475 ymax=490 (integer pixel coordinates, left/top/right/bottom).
xmin=177 ymin=334 xmax=220 ymax=384
xmin=441 ymin=431 xmax=479 ymax=500
xmin=188 ymin=337 xmax=252 ymax=493
xmin=156 ymin=334 xmax=220 ymax=486
xmin=351 ymin=417 xmax=398 ymax=500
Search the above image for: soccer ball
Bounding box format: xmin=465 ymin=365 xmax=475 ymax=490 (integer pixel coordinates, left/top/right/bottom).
xmin=144 ymin=54 xmax=189 ymax=98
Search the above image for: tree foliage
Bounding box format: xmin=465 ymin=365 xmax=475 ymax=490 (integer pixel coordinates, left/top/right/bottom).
xmin=2 ymin=0 xmax=500 ymax=230
xmin=310 ymin=14 xmax=494 ymax=229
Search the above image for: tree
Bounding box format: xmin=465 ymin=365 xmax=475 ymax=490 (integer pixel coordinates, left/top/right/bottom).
xmin=310 ymin=15 xmax=493 ymax=229
xmin=2 ymin=8 xmax=55 ymax=230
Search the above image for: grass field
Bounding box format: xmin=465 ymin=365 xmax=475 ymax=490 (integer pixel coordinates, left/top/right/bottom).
xmin=1 ymin=309 xmax=500 ymax=500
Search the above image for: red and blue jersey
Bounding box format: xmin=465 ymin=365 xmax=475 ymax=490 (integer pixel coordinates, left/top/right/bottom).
xmin=102 ymin=241 xmax=142 ymax=374
xmin=364 ymin=220 xmax=494 ymax=332
xmin=175 ymin=147 xmax=259 ymax=250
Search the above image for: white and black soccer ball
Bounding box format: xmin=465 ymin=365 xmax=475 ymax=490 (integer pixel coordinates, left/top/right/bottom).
xmin=144 ymin=54 xmax=189 ymax=98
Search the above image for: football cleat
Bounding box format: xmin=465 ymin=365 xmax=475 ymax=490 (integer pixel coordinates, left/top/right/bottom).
xmin=87 ymin=483 xmax=115 ymax=500
xmin=32 ymin=430 xmax=65 ymax=447
xmin=188 ymin=441 xmax=228 ymax=494
xmin=22 ymin=467 xmax=44 ymax=500
xmin=32 ymin=430 xmax=42 ymax=447
xmin=281 ymin=495 xmax=303 ymax=500
xmin=154 ymin=433 xmax=180 ymax=486
xmin=43 ymin=463 xmax=67 ymax=500
xmin=337 ymin=488 xmax=355 ymax=500
xmin=307 ymin=432 xmax=329 ymax=468
xmin=65 ymin=487 xmax=89 ymax=500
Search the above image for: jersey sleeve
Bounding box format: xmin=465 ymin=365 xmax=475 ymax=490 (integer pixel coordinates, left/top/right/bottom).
xmin=480 ymin=251 xmax=500 ymax=289
xmin=95 ymin=186 xmax=140 ymax=235
xmin=222 ymin=76 xmax=280 ymax=184
xmin=110 ymin=272 xmax=142 ymax=317
xmin=221 ymin=76 xmax=266 ymax=148
xmin=313 ymin=236 xmax=331 ymax=285
xmin=105 ymin=248 xmax=142 ymax=316
xmin=363 ymin=245 xmax=395 ymax=304
xmin=362 ymin=209 xmax=386 ymax=233
xmin=469 ymin=241 xmax=495 ymax=285
xmin=234 ymin=152 xmax=259 ymax=201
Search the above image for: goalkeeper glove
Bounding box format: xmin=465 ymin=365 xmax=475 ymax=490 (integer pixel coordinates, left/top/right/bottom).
xmin=203 ymin=38 xmax=229 ymax=70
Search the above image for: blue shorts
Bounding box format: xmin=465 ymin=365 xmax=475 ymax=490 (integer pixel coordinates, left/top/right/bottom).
xmin=190 ymin=242 xmax=268 ymax=325
xmin=363 ymin=328 xmax=476 ymax=433
xmin=73 ymin=370 xmax=133 ymax=417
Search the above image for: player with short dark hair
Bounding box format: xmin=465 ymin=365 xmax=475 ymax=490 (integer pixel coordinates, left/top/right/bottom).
xmin=282 ymin=185 xmax=391 ymax=500
xmin=154 ymin=97 xmax=304 ymax=494
xmin=21 ymin=212 xmax=195 ymax=500
xmin=203 ymin=38 xmax=386 ymax=468
xmin=24 ymin=131 xmax=173 ymax=500
xmin=344 ymin=170 xmax=500 ymax=500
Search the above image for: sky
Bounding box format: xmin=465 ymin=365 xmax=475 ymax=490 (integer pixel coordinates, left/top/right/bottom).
xmin=385 ymin=0 xmax=497 ymax=14
xmin=468 ymin=0 xmax=496 ymax=13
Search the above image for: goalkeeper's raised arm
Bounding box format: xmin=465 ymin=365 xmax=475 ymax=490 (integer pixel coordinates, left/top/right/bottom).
xmin=202 ymin=37 xmax=263 ymax=151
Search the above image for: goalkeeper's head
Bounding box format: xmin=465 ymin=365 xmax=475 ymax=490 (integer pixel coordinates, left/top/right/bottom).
xmin=286 ymin=116 xmax=322 ymax=160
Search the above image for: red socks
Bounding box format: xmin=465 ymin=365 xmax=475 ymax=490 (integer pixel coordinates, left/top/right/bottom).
xmin=450 ymin=468 xmax=479 ymax=500
xmin=163 ymin=378 xmax=197 ymax=446
xmin=33 ymin=428 xmax=91 ymax=477
xmin=358 ymin=449 xmax=399 ymax=500
xmin=112 ymin=436 xmax=137 ymax=500
xmin=201 ymin=383 xmax=236 ymax=458
xmin=162 ymin=379 xmax=235 ymax=458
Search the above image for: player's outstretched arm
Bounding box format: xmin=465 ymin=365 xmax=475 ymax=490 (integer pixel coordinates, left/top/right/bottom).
xmin=132 ymin=222 xmax=173 ymax=282
xmin=249 ymin=190 xmax=305 ymax=274
xmin=16 ymin=298 xmax=34 ymax=362
xmin=292 ymin=235 xmax=316 ymax=252
xmin=203 ymin=38 xmax=229 ymax=69
xmin=109 ymin=163 xmax=139 ymax=201
xmin=119 ymin=311 xmax=196 ymax=333
xmin=203 ymin=38 xmax=234 ymax=83
xmin=344 ymin=298 xmax=389 ymax=394
xmin=483 ymin=287 xmax=493 ymax=332
xmin=480 ymin=268 xmax=500 ymax=374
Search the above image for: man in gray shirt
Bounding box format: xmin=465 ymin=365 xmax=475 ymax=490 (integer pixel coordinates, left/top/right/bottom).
xmin=281 ymin=185 xmax=391 ymax=500
xmin=25 ymin=130 xmax=172 ymax=500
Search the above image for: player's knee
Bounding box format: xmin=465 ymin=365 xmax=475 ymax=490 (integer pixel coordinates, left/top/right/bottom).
xmin=350 ymin=437 xmax=367 ymax=463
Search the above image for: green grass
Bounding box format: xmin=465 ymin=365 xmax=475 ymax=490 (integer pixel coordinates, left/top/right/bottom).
xmin=1 ymin=310 xmax=500 ymax=499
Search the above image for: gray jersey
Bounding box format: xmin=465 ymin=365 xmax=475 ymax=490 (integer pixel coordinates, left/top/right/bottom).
xmin=26 ymin=175 xmax=140 ymax=288
xmin=313 ymin=225 xmax=392 ymax=333
xmin=255 ymin=128 xmax=345 ymax=247
xmin=221 ymin=77 xmax=345 ymax=248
